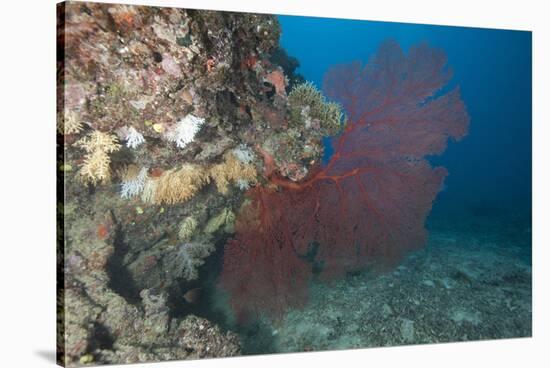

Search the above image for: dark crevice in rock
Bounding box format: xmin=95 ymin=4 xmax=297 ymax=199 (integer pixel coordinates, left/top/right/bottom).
xmin=89 ymin=322 xmax=115 ymax=352
xmin=167 ymin=234 xmax=228 ymax=321
xmin=106 ymin=217 xmax=142 ymax=306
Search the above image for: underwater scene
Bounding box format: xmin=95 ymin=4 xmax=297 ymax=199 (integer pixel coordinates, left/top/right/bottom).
xmin=57 ymin=2 xmax=532 ymax=366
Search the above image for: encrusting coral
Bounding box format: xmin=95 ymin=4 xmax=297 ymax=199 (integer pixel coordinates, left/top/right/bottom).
xmin=264 ymin=69 xmax=288 ymax=96
xmin=74 ymin=130 xmax=121 ymax=185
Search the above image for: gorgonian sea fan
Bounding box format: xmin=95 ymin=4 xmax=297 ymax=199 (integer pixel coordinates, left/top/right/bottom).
xmin=219 ymin=41 xmax=470 ymax=321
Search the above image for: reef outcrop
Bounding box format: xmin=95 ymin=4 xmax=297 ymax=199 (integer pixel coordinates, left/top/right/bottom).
xmin=58 ymin=1 xmax=333 ymax=365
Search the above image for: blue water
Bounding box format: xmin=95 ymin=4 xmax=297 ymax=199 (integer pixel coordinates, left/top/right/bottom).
xmin=278 ymin=15 xmax=532 ymax=221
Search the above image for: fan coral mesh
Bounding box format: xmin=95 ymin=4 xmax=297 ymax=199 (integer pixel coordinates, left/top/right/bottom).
xmin=219 ymin=41 xmax=470 ymax=321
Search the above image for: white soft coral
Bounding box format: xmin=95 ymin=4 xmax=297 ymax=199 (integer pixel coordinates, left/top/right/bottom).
xmin=175 ymin=242 xmax=215 ymax=280
xmin=166 ymin=114 xmax=205 ymax=149
xmin=117 ymin=126 xmax=145 ymax=149
xmin=120 ymin=167 xmax=148 ymax=199
xmin=232 ymin=144 xmax=255 ymax=164
xmin=125 ymin=126 xmax=145 ymax=149
xmin=236 ymin=178 xmax=251 ymax=191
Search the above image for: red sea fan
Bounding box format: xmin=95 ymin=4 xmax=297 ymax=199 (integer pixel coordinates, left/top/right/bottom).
xmin=219 ymin=41 xmax=469 ymax=321
xmin=219 ymin=190 xmax=313 ymax=321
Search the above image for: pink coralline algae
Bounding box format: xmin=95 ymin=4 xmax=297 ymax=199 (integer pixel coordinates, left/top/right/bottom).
xmin=161 ymin=53 xmax=183 ymax=77
xmin=265 ymin=69 xmax=287 ymax=96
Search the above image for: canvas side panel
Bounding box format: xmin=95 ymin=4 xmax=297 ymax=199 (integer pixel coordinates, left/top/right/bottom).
xmin=56 ymin=2 xmax=66 ymax=367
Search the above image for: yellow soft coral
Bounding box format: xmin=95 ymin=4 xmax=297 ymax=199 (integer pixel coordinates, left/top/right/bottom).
xmin=150 ymin=164 xmax=210 ymax=205
xmin=75 ymin=130 xmax=120 ymax=185
xmin=136 ymin=149 xmax=257 ymax=206
xmin=118 ymin=164 xmax=140 ymax=181
xmin=209 ymin=152 xmax=257 ymax=195
xmin=178 ymin=216 xmax=198 ymax=241
xmin=204 ymin=208 xmax=236 ymax=234
xmin=57 ymin=110 xmax=83 ymax=135
xmin=140 ymin=177 xmax=159 ymax=203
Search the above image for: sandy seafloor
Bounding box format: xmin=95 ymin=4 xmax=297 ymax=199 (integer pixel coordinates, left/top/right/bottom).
xmin=234 ymin=213 xmax=532 ymax=354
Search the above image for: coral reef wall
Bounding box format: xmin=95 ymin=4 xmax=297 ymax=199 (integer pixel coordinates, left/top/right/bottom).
xmin=57 ymin=1 xmax=325 ymax=365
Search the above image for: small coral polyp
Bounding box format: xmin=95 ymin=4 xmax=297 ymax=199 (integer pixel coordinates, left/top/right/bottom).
xmin=232 ymin=144 xmax=255 ymax=164
xmin=175 ymin=242 xmax=216 ymax=281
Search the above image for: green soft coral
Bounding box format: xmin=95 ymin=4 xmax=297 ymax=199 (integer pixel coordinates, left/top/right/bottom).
xmin=288 ymin=81 xmax=345 ymax=136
